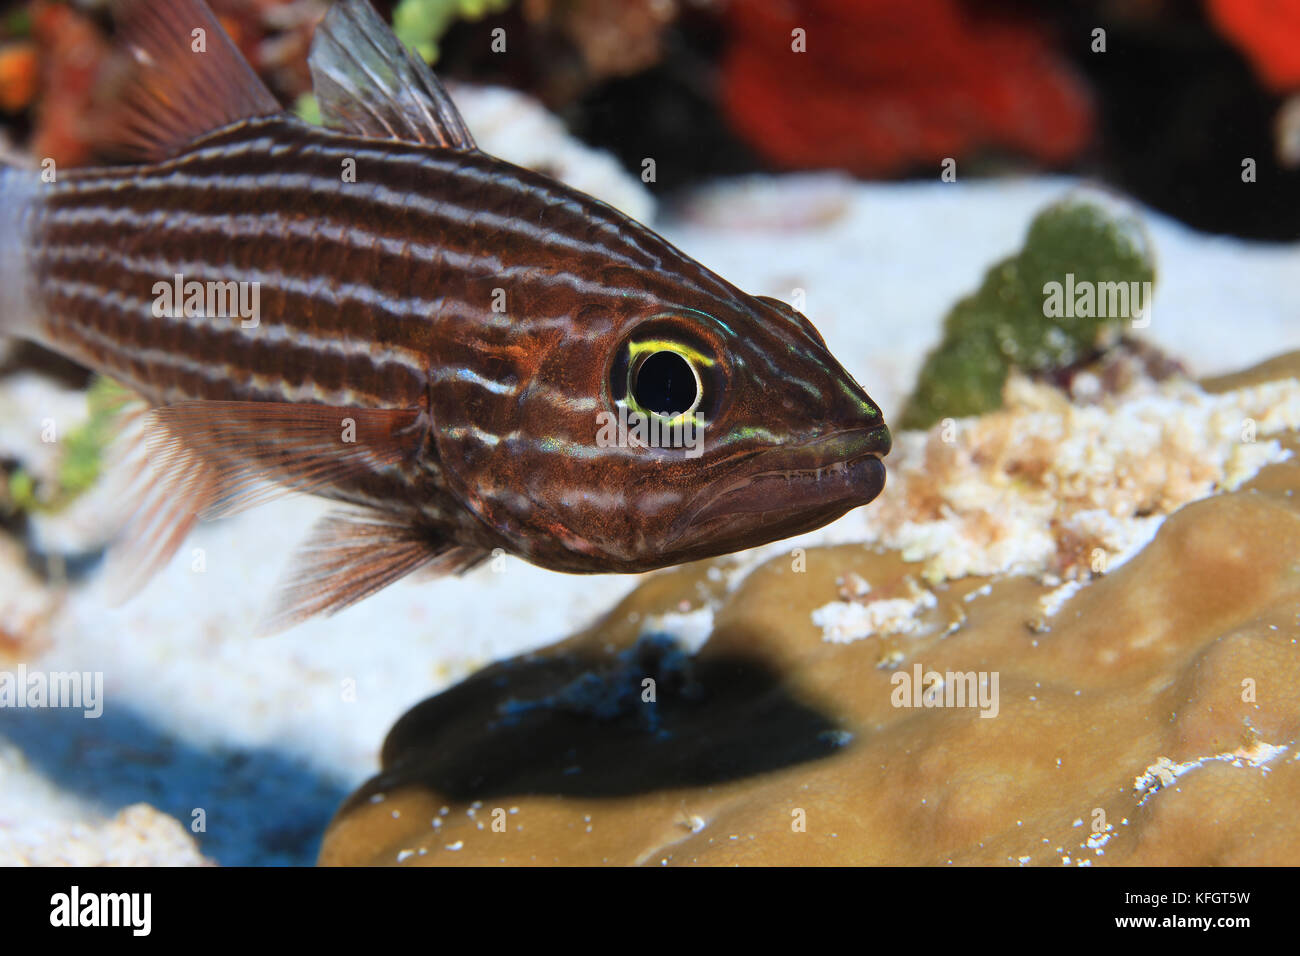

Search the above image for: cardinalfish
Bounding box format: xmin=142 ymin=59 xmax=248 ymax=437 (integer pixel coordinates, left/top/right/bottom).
xmin=0 ymin=0 xmax=890 ymax=629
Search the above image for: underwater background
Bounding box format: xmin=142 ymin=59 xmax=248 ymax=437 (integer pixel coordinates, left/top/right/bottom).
xmin=0 ymin=0 xmax=1298 ymax=865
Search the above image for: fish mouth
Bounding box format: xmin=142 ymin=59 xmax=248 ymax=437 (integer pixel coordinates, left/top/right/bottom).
xmin=667 ymin=423 xmax=891 ymax=547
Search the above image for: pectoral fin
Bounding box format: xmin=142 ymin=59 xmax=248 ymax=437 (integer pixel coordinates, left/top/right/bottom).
xmin=260 ymin=510 xmax=488 ymax=634
xmin=144 ymin=401 xmax=424 ymax=519
xmin=101 ymin=399 xmax=424 ymax=602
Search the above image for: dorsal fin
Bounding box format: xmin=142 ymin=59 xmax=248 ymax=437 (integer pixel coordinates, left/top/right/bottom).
xmin=99 ymin=0 xmax=283 ymax=162
xmin=308 ymin=0 xmax=476 ymax=149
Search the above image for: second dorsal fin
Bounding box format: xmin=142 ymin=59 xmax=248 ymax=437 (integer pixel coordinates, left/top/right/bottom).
xmin=308 ymin=0 xmax=477 ymax=149
xmin=99 ymin=0 xmax=284 ymax=162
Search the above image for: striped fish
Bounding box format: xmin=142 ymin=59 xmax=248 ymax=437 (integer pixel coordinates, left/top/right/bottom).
xmin=0 ymin=0 xmax=890 ymax=629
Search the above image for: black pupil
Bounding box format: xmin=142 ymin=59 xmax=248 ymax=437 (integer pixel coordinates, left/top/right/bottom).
xmin=633 ymin=350 xmax=698 ymax=416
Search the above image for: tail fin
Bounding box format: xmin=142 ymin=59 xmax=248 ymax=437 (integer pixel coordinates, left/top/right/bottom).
xmin=0 ymin=163 xmax=40 ymax=340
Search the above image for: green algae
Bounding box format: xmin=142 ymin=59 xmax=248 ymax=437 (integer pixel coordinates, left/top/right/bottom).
xmin=293 ymin=92 xmax=323 ymax=127
xmin=899 ymin=199 xmax=1158 ymax=430
xmin=6 ymin=377 xmax=130 ymax=515
xmin=392 ymin=0 xmax=513 ymax=64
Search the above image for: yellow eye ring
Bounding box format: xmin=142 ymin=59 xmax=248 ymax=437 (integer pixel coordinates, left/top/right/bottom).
xmin=625 ymin=340 xmax=710 ymax=425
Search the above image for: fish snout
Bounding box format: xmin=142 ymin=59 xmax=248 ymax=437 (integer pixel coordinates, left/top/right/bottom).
xmin=666 ymin=423 xmax=891 ymax=550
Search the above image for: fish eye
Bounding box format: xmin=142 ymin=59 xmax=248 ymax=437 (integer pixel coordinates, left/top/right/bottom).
xmin=611 ymin=333 xmax=718 ymax=424
xmin=632 ymin=349 xmax=700 ymax=418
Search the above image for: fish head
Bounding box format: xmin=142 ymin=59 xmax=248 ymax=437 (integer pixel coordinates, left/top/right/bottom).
xmin=603 ymin=292 xmax=891 ymax=566
xmin=430 ymin=274 xmax=890 ymax=573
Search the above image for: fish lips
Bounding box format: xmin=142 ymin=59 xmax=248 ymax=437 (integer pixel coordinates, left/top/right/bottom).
xmin=668 ymin=424 xmax=892 ymax=547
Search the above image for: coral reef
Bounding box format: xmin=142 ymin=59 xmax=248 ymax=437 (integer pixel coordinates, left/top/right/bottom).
xmin=1206 ymin=0 xmax=1300 ymax=91
xmin=319 ymin=352 xmax=1300 ymax=865
xmin=0 ymin=535 xmax=56 ymax=658
xmin=720 ymin=0 xmax=1092 ymax=177
xmin=0 ymin=803 xmax=211 ymax=866
xmin=0 ymin=739 xmax=211 ymax=865
xmin=514 ymin=0 xmax=676 ymax=81
xmin=899 ymin=198 xmax=1157 ymax=430
xmin=393 ymin=0 xmax=513 ymax=64
xmin=851 ymin=369 xmax=1296 ymax=589
xmin=0 ymin=37 xmax=36 ymax=114
xmin=22 ymin=0 xmax=110 ymax=167
xmin=4 ymin=376 xmax=125 ymax=516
